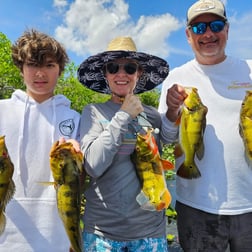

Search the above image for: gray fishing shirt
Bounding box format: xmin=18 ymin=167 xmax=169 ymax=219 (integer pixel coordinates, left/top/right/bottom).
xmin=80 ymin=100 xmax=177 ymax=241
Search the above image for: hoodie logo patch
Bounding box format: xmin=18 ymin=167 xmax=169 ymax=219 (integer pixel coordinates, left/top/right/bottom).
xmin=59 ymin=119 xmax=75 ymax=136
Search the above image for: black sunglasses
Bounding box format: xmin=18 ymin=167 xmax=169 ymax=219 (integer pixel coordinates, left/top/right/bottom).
xmin=105 ymin=62 xmax=139 ymax=75
xmin=188 ymin=20 xmax=227 ymax=35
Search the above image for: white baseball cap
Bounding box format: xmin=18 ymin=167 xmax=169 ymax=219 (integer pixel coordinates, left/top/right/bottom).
xmin=187 ymin=0 xmax=227 ymax=25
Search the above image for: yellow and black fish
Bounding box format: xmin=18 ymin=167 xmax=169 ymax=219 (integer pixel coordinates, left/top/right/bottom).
xmin=176 ymin=87 xmax=208 ymax=179
xmin=132 ymin=129 xmax=174 ymax=211
xmin=50 ymin=141 xmax=84 ymax=252
xmin=239 ymin=90 xmax=252 ymax=164
xmin=0 ymin=135 xmax=15 ymax=235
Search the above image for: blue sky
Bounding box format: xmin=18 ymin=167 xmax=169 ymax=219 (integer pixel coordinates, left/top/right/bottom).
xmin=1 ymin=0 xmax=252 ymax=70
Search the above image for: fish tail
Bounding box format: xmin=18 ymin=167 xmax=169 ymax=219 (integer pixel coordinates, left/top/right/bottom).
xmin=69 ymin=231 xmax=83 ymax=252
xmin=0 ymin=212 xmax=6 ymax=236
xmin=177 ymin=162 xmax=201 ymax=179
xmin=156 ymin=189 xmax=172 ymax=211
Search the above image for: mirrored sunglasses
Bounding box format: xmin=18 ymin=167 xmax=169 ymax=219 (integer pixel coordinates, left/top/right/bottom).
xmin=105 ymin=62 xmax=139 ymax=75
xmin=188 ymin=20 xmax=226 ymax=35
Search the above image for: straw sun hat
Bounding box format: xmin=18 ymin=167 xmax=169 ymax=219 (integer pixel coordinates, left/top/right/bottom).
xmin=77 ymin=36 xmax=169 ymax=94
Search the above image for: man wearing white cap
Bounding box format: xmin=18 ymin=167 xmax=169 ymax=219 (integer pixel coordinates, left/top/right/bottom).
xmin=159 ymin=0 xmax=252 ymax=251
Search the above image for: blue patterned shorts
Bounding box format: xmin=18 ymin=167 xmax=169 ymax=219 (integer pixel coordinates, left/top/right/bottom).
xmin=83 ymin=232 xmax=168 ymax=252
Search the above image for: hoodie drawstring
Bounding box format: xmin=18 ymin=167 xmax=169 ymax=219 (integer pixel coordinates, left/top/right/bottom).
xmin=17 ymin=95 xmax=29 ymax=177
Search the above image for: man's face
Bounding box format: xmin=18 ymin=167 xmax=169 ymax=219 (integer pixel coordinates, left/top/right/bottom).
xmin=186 ymin=13 xmax=229 ymax=65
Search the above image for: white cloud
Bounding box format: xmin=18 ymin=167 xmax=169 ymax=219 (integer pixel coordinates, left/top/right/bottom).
xmin=53 ymin=0 xmax=68 ymax=8
xmin=54 ymin=0 xmax=181 ymax=59
xmin=131 ymin=14 xmax=181 ymax=57
xmin=226 ymin=11 xmax=252 ymax=59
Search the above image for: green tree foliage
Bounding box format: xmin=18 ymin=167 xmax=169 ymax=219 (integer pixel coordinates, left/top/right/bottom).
xmin=139 ymin=88 xmax=161 ymax=108
xmin=0 ymin=32 xmax=24 ymax=98
xmin=56 ymin=62 xmax=110 ymax=113
xmin=0 ymin=32 xmax=162 ymax=112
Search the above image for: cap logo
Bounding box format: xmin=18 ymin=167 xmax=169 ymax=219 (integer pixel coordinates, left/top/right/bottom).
xmin=194 ymin=0 xmax=215 ymax=12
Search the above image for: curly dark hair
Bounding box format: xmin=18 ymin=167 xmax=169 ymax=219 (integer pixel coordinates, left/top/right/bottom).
xmin=11 ymin=29 xmax=69 ymax=75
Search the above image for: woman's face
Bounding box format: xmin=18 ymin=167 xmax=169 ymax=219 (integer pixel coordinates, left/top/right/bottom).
xmin=104 ymin=59 xmax=142 ymax=102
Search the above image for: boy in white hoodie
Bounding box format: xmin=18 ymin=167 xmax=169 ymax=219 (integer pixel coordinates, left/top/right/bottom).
xmin=0 ymin=29 xmax=80 ymax=251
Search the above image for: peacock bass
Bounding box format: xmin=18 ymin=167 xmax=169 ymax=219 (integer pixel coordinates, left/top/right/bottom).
xmin=50 ymin=141 xmax=84 ymax=252
xmin=239 ymin=90 xmax=252 ymax=165
xmin=0 ymin=135 xmax=15 ymax=236
xmin=175 ymin=87 xmax=208 ymax=179
xmin=132 ymin=128 xmax=174 ymax=211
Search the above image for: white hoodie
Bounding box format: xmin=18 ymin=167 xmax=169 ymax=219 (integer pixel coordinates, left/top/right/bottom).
xmin=0 ymin=90 xmax=80 ymax=251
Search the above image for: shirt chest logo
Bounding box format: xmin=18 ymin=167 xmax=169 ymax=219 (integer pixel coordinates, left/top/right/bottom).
xmin=59 ymin=119 xmax=75 ymax=136
xmin=228 ymin=81 xmax=252 ymax=89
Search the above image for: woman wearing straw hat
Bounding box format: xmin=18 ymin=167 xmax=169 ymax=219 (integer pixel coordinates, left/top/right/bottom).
xmin=78 ymin=36 xmax=174 ymax=251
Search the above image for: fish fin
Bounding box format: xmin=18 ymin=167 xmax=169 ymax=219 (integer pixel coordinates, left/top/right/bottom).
xmin=0 ymin=180 xmax=15 ymax=216
xmin=196 ymin=140 xmax=205 ymax=160
xmin=174 ymin=113 xmax=182 ymax=126
xmin=5 ymin=180 xmax=15 ymax=204
xmin=156 ymin=202 xmax=166 ymax=211
xmin=161 ymin=159 xmax=174 ymax=171
xmin=173 ymin=143 xmax=184 ymax=158
xmin=37 ymin=181 xmax=58 ymax=191
xmin=37 ymin=181 xmax=55 ymax=186
xmin=244 ymin=152 xmax=252 ymax=167
xmin=239 ymin=123 xmax=243 ymax=138
xmin=156 ymin=189 xmax=171 ymax=211
xmin=196 ymin=116 xmax=206 ymax=160
xmin=177 ymin=162 xmax=201 ymax=179
xmin=0 ymin=212 xmax=6 ymax=236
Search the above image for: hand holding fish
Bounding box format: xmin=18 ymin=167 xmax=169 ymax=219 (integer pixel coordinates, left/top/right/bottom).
xmin=58 ymin=137 xmax=81 ymax=153
xmin=120 ymin=93 xmax=144 ymax=118
xmin=166 ymin=84 xmax=188 ymax=122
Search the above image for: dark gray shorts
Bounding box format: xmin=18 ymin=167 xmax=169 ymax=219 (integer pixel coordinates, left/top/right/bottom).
xmin=176 ymin=201 xmax=252 ymax=252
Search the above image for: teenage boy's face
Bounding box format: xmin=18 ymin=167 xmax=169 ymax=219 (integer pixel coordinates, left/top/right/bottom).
xmin=22 ymin=57 xmax=60 ymax=103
